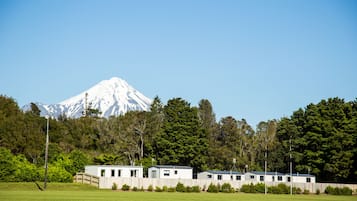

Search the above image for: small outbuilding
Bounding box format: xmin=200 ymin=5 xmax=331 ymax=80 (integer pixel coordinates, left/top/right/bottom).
xmin=148 ymin=165 xmax=193 ymax=179
xmin=85 ymin=165 xmax=143 ymax=178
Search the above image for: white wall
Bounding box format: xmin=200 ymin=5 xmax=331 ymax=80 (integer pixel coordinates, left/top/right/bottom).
xmin=85 ymin=165 xmax=143 ymax=178
xmin=98 ymin=177 xmax=356 ymax=193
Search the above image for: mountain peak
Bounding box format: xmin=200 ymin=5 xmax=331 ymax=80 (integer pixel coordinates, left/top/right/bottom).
xmin=24 ymin=77 xmax=152 ymax=118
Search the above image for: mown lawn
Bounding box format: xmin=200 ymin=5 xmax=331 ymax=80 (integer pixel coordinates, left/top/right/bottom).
xmin=0 ymin=183 xmax=355 ymax=201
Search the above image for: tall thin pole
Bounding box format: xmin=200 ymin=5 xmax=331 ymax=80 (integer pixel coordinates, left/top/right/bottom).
xmin=44 ymin=116 xmax=49 ymax=190
xmin=289 ymin=136 xmax=293 ymax=195
xmin=264 ymin=149 xmax=267 ymax=195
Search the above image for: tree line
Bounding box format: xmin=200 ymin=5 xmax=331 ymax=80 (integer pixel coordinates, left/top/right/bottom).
xmin=0 ymin=95 xmax=356 ymax=183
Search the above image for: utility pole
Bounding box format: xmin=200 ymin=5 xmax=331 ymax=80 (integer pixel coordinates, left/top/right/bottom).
xmin=290 ymin=136 xmax=293 ymax=195
xmin=44 ymin=116 xmax=49 ymax=190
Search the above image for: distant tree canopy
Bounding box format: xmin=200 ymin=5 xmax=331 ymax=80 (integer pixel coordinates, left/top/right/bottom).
xmin=0 ymin=95 xmax=356 ymax=182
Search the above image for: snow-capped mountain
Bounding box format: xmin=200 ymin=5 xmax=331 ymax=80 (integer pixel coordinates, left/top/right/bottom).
xmin=23 ymin=77 xmax=152 ymax=118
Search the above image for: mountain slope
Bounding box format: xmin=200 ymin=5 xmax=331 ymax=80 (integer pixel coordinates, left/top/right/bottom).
xmin=23 ymin=77 xmax=152 ymax=118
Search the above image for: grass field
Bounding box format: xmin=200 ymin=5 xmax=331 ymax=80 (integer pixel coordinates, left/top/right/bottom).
xmin=0 ymin=183 xmax=355 ymax=201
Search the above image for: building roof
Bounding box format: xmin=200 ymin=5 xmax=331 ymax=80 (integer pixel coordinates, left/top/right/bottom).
xmin=249 ymin=171 xmax=285 ymax=176
xmin=85 ymin=165 xmax=143 ymax=168
xmin=204 ymin=170 xmax=243 ymax=175
xmin=291 ymin=173 xmax=315 ymax=177
xmin=150 ymin=165 xmax=192 ymax=169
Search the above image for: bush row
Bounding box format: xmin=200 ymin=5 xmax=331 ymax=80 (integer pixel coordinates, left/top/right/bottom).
xmin=240 ymin=183 xmax=304 ymax=194
xmin=111 ymin=182 xmax=200 ymax=193
xmin=325 ymin=186 xmax=352 ymax=195
xmin=111 ymin=182 xmax=354 ymax=196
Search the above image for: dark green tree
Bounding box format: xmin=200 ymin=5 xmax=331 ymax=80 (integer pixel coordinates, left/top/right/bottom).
xmin=155 ymin=98 xmax=208 ymax=171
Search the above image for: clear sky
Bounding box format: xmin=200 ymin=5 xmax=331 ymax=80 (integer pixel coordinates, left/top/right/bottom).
xmin=0 ymin=0 xmax=356 ymax=127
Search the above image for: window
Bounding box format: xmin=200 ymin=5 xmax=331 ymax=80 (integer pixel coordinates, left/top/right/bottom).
xmin=236 ymin=175 xmax=241 ymax=181
xmin=231 ymin=175 xmax=233 ymax=180
xmin=306 ymin=177 xmax=311 ymax=183
xmin=111 ymin=169 xmax=115 ymax=177
xmin=100 ymin=169 xmax=105 ymax=177
xmin=163 ymin=170 xmax=170 ymax=176
xmin=151 ymin=170 xmax=157 ymax=178
xmin=287 ymin=177 xmax=291 ymax=182
xmin=174 ymin=170 xmax=178 ymax=175
xmin=207 ymin=174 xmax=212 ymax=179
xmin=272 ymin=176 xmax=275 ymax=182
xmin=250 ymin=175 xmax=255 ymax=179
xmin=118 ymin=170 xmax=121 ymax=177
xmin=131 ymin=170 xmax=137 ymax=177
xmin=260 ymin=176 xmax=264 ymax=181
xmin=217 ymin=175 xmax=222 ymax=180
xmin=278 ymin=176 xmax=282 ymax=181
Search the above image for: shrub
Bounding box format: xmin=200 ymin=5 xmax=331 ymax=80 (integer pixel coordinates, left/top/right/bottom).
xmin=240 ymin=183 xmax=255 ymax=193
xmin=325 ymin=186 xmax=352 ymax=195
xmin=303 ymin=189 xmax=310 ymax=194
xmin=316 ymin=189 xmax=320 ymax=195
xmin=292 ymin=187 xmax=302 ymax=194
xmin=186 ymin=186 xmax=193 ymax=193
xmin=340 ymin=187 xmax=352 ymax=195
xmin=162 ymin=186 xmax=168 ymax=192
xmin=255 ymin=183 xmax=265 ymax=193
xmin=207 ymin=183 xmax=219 ymax=193
xmin=221 ymin=183 xmax=233 ymax=193
xmin=192 ymin=186 xmax=200 ymax=193
xmin=176 ymin=182 xmax=186 ymax=192
xmin=122 ymin=184 xmax=130 ymax=191
xmin=325 ymin=186 xmax=334 ymax=194
xmin=168 ymin=187 xmax=176 ymax=192
xmin=155 ymin=186 xmax=162 ymax=192
xmin=277 ymin=183 xmax=289 ymax=194
xmin=111 ymin=183 xmax=117 ymax=190
xmin=132 ymin=187 xmax=138 ymax=191
xmin=147 ymin=185 xmax=153 ymax=192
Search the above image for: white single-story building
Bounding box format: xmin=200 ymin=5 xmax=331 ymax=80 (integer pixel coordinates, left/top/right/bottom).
xmin=289 ymin=173 xmax=316 ymax=183
xmin=148 ymin=165 xmax=193 ymax=179
xmin=85 ymin=165 xmax=143 ymax=178
xmin=198 ymin=170 xmax=244 ymax=181
xmin=246 ymin=171 xmax=287 ymax=183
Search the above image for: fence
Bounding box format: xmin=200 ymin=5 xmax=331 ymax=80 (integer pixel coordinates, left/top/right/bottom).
xmin=73 ymin=173 xmax=99 ymax=187
xmin=98 ymin=177 xmax=357 ymax=193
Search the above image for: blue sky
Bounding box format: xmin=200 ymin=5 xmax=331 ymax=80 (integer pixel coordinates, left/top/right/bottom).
xmin=0 ymin=0 xmax=356 ymax=127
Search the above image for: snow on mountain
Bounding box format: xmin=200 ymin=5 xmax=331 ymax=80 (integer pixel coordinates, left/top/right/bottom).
xmin=23 ymin=77 xmax=152 ymax=118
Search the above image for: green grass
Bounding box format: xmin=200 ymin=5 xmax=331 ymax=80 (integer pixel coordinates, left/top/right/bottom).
xmin=0 ymin=183 xmax=355 ymax=201
xmin=0 ymin=182 xmax=99 ymax=191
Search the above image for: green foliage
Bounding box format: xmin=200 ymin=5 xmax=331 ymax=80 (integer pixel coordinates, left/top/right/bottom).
xmin=111 ymin=183 xmax=117 ymax=190
xmin=132 ymin=187 xmax=138 ymax=191
xmin=121 ymin=184 xmax=130 ymax=191
xmin=1 ymin=95 xmax=357 ymax=183
xmin=267 ymin=184 xmax=289 ymax=194
xmin=221 ymin=183 xmax=233 ymax=193
xmin=176 ymin=182 xmax=186 ymax=192
xmin=240 ymin=183 xmax=255 ymax=193
xmin=207 ymin=183 xmax=219 ymax=193
xmin=168 ymin=187 xmax=176 ymax=192
xmin=155 ymin=186 xmax=162 ymax=192
xmin=254 ymin=183 xmax=266 ymax=193
xmin=147 ymin=185 xmax=153 ymax=192
xmin=155 ymin=98 xmax=208 ymax=171
xmin=192 ymin=186 xmax=200 ymax=193
xmin=0 ymin=147 xmax=16 ymax=181
xmin=315 ymin=189 xmax=320 ymax=195
xmin=325 ymin=186 xmax=352 ymax=195
xmin=162 ymin=186 xmax=168 ymax=192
